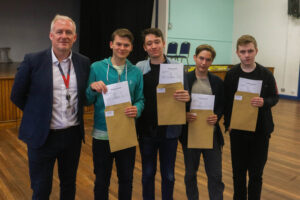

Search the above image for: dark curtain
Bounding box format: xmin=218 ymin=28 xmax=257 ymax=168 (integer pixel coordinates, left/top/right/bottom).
xmin=79 ymin=0 xmax=154 ymax=64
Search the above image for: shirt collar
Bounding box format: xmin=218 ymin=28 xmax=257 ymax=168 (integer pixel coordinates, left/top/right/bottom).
xmin=51 ymin=48 xmax=72 ymax=65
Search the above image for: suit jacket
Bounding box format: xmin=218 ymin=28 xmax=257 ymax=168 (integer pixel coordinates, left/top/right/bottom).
xmin=11 ymin=48 xmax=90 ymax=148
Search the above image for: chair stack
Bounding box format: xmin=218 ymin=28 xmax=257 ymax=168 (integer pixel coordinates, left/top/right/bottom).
xmin=166 ymin=42 xmax=178 ymax=59
xmin=166 ymin=42 xmax=190 ymax=66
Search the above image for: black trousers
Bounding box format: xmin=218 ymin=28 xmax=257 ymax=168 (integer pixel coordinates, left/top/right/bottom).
xmin=92 ymin=139 xmax=136 ymax=200
xmin=230 ymin=130 xmax=270 ymax=200
xmin=139 ymin=137 xmax=178 ymax=200
xmin=27 ymin=126 xmax=82 ymax=200
xmin=182 ymin=132 xmax=224 ymax=200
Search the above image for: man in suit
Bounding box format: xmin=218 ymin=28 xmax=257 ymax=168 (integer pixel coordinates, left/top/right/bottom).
xmin=10 ymin=14 xmax=90 ymax=199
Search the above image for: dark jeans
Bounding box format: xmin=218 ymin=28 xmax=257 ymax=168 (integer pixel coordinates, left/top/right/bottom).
xmin=139 ymin=137 xmax=178 ymax=200
xmin=27 ymin=126 xmax=82 ymax=200
xmin=92 ymin=139 xmax=136 ymax=200
xmin=230 ymin=130 xmax=270 ymax=200
xmin=182 ymin=133 xmax=224 ymax=200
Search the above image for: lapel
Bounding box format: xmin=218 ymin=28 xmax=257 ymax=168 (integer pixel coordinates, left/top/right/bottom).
xmin=188 ymin=70 xmax=197 ymax=92
xmin=207 ymin=72 xmax=216 ymax=95
xmin=72 ymin=53 xmax=82 ymax=96
xmin=45 ymin=49 xmax=54 ymax=104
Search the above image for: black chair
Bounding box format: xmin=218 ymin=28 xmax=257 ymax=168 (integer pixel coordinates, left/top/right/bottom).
xmin=166 ymin=42 xmax=178 ymax=60
xmin=176 ymin=42 xmax=190 ymax=65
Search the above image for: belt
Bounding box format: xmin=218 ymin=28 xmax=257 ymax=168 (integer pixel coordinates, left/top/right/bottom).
xmin=50 ymin=125 xmax=80 ymax=133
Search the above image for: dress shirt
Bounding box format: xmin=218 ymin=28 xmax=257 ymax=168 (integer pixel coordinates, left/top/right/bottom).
xmin=50 ymin=49 xmax=79 ymax=129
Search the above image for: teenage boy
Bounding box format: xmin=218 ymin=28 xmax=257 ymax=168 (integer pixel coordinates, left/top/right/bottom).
xmin=181 ymin=44 xmax=225 ymax=200
xmin=136 ymin=28 xmax=190 ymax=200
xmin=86 ymin=28 xmax=144 ymax=200
xmin=224 ymin=35 xmax=279 ymax=200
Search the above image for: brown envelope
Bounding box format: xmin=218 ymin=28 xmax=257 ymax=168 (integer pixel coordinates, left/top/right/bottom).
xmin=230 ymin=91 xmax=259 ymax=132
xmin=105 ymin=102 xmax=138 ymax=152
xmin=156 ymin=82 xmax=186 ymax=125
xmin=188 ymin=110 xmax=214 ymax=149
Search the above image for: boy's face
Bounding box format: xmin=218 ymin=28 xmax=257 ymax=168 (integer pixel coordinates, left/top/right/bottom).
xmin=110 ymin=35 xmax=133 ymax=60
xmin=143 ymin=34 xmax=165 ymax=59
xmin=194 ymin=50 xmax=213 ymax=74
xmin=236 ymin=42 xmax=258 ymax=67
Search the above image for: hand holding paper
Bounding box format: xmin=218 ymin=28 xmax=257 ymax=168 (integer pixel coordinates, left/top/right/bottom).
xmin=124 ymin=106 xmax=137 ymax=118
xmin=207 ymin=114 xmax=217 ymax=125
xmin=174 ymin=90 xmax=190 ymax=102
xmin=251 ymin=96 xmax=264 ymax=107
xmin=90 ymin=80 xmax=107 ymax=93
xmin=187 ymin=112 xmax=217 ymax=125
xmin=186 ymin=112 xmax=197 ymax=122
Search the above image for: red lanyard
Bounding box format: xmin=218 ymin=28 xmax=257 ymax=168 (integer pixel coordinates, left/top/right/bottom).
xmin=57 ymin=60 xmax=71 ymax=89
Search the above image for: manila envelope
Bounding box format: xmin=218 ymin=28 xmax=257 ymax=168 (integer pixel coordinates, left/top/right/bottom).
xmin=105 ymin=102 xmax=138 ymax=152
xmin=156 ymin=82 xmax=186 ymax=125
xmin=188 ymin=110 xmax=214 ymax=149
xmin=230 ymin=91 xmax=259 ymax=132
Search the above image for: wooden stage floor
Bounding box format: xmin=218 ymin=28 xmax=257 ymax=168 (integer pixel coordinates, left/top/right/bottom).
xmin=0 ymin=99 xmax=299 ymax=199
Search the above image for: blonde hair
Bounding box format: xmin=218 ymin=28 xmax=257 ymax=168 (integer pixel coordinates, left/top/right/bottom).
xmin=236 ymin=35 xmax=257 ymax=50
xmin=50 ymin=14 xmax=76 ymax=33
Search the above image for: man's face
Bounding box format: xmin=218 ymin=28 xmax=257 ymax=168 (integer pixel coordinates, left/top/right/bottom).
xmin=143 ymin=34 xmax=165 ymax=59
xmin=194 ymin=50 xmax=213 ymax=74
xmin=110 ymin=35 xmax=133 ymax=60
xmin=236 ymin=43 xmax=258 ymax=67
xmin=49 ymin=19 xmax=77 ymax=54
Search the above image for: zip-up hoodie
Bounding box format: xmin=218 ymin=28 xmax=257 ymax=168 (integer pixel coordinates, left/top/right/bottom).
xmin=86 ymin=57 xmax=144 ymax=132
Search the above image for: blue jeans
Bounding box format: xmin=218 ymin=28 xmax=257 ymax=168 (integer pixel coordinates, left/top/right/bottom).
xmin=92 ymin=139 xmax=136 ymax=200
xmin=27 ymin=126 xmax=82 ymax=200
xmin=139 ymin=137 xmax=178 ymax=200
xmin=230 ymin=130 xmax=270 ymax=200
xmin=182 ymin=133 xmax=224 ymax=200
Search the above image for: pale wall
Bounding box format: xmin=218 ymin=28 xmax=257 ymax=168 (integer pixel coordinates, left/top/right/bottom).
xmin=232 ymin=0 xmax=300 ymax=96
xmin=0 ymin=0 xmax=80 ymax=62
xmin=167 ymin=0 xmax=234 ymax=65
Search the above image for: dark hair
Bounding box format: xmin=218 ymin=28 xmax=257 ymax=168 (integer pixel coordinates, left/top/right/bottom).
xmin=141 ymin=28 xmax=164 ymax=44
xmin=195 ymin=44 xmax=216 ymax=60
xmin=111 ymin=28 xmax=134 ymax=43
xmin=236 ymin=35 xmax=257 ymax=50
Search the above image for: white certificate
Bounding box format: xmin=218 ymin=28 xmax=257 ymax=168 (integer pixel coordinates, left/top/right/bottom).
xmin=102 ymin=81 xmax=131 ymax=107
xmin=159 ymin=63 xmax=184 ymax=84
xmin=190 ymin=94 xmax=215 ymax=110
xmin=237 ymin=78 xmax=262 ymax=94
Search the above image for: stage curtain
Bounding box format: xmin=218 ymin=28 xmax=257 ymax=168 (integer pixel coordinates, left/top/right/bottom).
xmin=79 ymin=0 xmax=154 ymax=64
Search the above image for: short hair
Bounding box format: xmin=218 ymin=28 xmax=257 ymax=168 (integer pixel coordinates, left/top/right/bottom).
xmin=195 ymin=44 xmax=216 ymax=60
xmin=141 ymin=28 xmax=164 ymax=44
xmin=236 ymin=35 xmax=257 ymax=50
xmin=50 ymin=14 xmax=76 ymax=33
xmin=111 ymin=28 xmax=134 ymax=43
